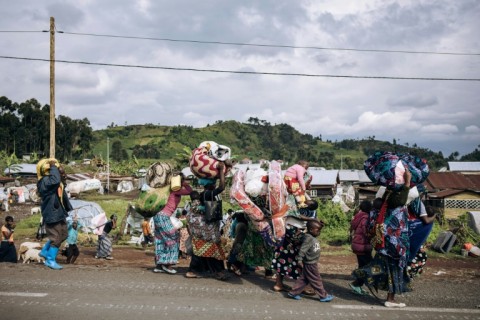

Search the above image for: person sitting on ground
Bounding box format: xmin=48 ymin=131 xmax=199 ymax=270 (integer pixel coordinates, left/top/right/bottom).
xmin=0 ymin=216 xmax=17 ymax=263
xmin=287 ymin=219 xmax=334 ymax=302
xmin=284 ymin=160 xmax=309 ymax=208
xmin=349 ymin=200 xmax=373 ymax=295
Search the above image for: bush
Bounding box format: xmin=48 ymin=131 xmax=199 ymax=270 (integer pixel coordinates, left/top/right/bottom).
xmin=316 ymin=201 xmax=351 ymax=245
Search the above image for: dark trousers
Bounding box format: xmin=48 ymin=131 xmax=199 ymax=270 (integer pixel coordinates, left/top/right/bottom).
xmin=352 ymin=253 xmax=373 ymax=286
xmin=189 ymin=254 xmax=224 ymax=274
xmin=290 ymin=263 xmax=328 ymax=299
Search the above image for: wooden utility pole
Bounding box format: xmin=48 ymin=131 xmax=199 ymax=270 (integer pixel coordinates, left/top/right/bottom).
xmin=49 ymin=17 xmax=55 ymax=158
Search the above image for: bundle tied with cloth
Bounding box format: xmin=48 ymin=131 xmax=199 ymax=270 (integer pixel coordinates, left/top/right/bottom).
xmin=189 ymin=141 xmax=232 ymax=181
xmin=134 ymin=162 xmax=182 ymax=219
xmin=36 ymin=158 xmax=60 ymax=180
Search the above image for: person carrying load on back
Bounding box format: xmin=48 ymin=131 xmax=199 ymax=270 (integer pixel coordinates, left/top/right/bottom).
xmin=284 ymin=160 xmax=309 ymax=208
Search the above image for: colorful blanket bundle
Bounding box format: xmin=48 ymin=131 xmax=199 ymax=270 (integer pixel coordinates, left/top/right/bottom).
xmin=364 ymin=151 xmax=429 ymax=190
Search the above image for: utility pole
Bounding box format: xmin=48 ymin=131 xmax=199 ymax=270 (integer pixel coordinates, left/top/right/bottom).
xmin=107 ymin=137 xmax=110 ymax=194
xmin=49 ymin=17 xmax=55 ymax=158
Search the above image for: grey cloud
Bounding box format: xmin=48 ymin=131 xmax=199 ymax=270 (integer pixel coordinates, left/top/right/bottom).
xmin=387 ymin=93 xmax=438 ymax=108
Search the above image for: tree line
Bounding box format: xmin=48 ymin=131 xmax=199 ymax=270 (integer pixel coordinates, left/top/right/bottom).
xmin=0 ymin=96 xmax=93 ymax=163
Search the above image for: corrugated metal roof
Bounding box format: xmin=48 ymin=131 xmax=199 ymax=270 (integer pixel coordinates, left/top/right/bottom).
xmin=428 ymin=189 xmax=466 ymax=198
xmin=448 ymin=162 xmax=480 ymax=172
xmin=338 ymin=170 xmax=359 ymax=182
xmin=426 ymin=172 xmax=478 ymax=191
xmin=357 ymin=170 xmax=374 ymax=184
xmin=310 ymin=169 xmax=338 ymax=186
xmin=4 ymin=163 xmax=37 ymax=175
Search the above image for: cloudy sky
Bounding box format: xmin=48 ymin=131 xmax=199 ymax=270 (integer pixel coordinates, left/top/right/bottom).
xmin=1 ymin=0 xmax=479 ymax=156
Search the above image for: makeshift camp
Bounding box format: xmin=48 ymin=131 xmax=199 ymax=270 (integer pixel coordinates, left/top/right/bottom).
xmin=67 ymin=179 xmax=102 ymax=195
xmin=68 ymin=199 xmax=106 ymax=234
xmin=117 ymin=180 xmax=134 ymax=193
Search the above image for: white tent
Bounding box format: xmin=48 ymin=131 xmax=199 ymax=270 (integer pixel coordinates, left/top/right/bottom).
xmin=68 ymin=199 xmax=106 ymax=234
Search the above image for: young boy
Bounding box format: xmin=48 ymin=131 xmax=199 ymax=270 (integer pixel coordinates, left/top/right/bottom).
xmin=65 ymin=219 xmax=80 ymax=264
xmin=287 ymin=219 xmax=334 ymax=302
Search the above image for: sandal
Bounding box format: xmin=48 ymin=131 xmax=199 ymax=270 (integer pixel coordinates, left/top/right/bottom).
xmin=215 ymin=271 xmax=229 ymax=281
xmin=185 ymin=272 xmax=202 ymax=278
xmin=231 ymin=265 xmax=242 ymax=276
xmin=272 ymin=284 xmax=292 ymax=292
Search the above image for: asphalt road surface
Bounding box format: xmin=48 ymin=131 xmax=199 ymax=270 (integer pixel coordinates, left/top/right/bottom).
xmin=1 ymin=262 xmax=479 ymax=320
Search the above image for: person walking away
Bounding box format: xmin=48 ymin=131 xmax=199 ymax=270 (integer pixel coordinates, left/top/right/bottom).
xmin=96 ymin=214 xmax=117 ymax=260
xmin=153 ymin=173 xmax=192 ymax=274
xmin=284 ymin=160 xmax=309 ymax=208
xmin=37 ymin=159 xmax=73 ymax=270
xmin=287 ymin=220 xmax=333 ymax=302
xmin=64 ymin=218 xmax=80 ymax=264
xmin=0 ymin=216 xmax=17 ymax=263
xmin=349 ymin=200 xmax=373 ymax=295
xmin=352 ymin=169 xmax=412 ymax=308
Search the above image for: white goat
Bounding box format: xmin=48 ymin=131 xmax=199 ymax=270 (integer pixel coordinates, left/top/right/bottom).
xmin=22 ymin=248 xmax=44 ymax=264
xmin=18 ymin=242 xmax=42 ymax=261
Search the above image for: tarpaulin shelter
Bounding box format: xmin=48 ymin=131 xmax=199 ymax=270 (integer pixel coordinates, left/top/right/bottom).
xmin=68 ymin=199 xmax=106 ymax=234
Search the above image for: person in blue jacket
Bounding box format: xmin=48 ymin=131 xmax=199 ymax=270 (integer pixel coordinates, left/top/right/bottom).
xmin=37 ymin=159 xmax=73 ymax=270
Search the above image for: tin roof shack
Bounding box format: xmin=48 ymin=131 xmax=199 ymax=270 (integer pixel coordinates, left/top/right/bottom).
xmin=448 ymin=161 xmax=480 ymax=173
xmin=425 ymin=172 xmax=480 ymax=218
xmin=308 ymin=168 xmax=338 ymax=200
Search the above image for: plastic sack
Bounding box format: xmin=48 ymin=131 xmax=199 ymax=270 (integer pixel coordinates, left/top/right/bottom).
xmin=244 ymin=168 xmax=268 ymax=197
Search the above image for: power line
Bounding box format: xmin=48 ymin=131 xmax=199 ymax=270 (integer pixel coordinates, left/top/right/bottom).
xmin=1 ymin=29 xmax=479 ymax=56
xmin=0 ymin=30 xmax=44 ymax=33
xmin=1 ymin=55 xmax=479 ymax=81
xmin=60 ymin=31 xmax=480 ymax=56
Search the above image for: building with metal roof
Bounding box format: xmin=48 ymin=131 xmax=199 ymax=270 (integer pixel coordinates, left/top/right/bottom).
xmin=448 ymin=162 xmax=480 ymax=172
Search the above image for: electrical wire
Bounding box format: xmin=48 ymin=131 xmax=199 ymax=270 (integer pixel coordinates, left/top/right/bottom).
xmin=1 ymin=29 xmax=478 ymax=56
xmin=1 ymin=55 xmax=479 ymax=81
xmin=59 ymin=31 xmax=480 ymax=56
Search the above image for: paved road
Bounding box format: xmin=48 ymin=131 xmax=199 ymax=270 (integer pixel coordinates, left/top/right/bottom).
xmin=1 ymin=263 xmax=479 ymax=320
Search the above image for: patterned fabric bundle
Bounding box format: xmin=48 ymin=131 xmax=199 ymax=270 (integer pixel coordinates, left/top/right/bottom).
xmin=145 ymin=162 xmax=174 ymax=188
xmin=189 ymin=141 xmax=231 ymax=179
xmin=364 ymin=151 xmax=429 ymax=190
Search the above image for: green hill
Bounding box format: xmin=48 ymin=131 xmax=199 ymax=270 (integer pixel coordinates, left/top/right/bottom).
xmin=91 ymin=119 xmax=447 ymax=170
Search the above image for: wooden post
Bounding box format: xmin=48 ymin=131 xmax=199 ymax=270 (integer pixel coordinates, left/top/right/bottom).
xmin=49 ymin=16 xmax=55 ymax=158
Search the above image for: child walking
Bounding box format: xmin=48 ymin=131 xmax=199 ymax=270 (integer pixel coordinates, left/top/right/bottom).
xmin=349 ymin=200 xmax=373 ymax=295
xmin=287 ymin=220 xmax=333 ymax=302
